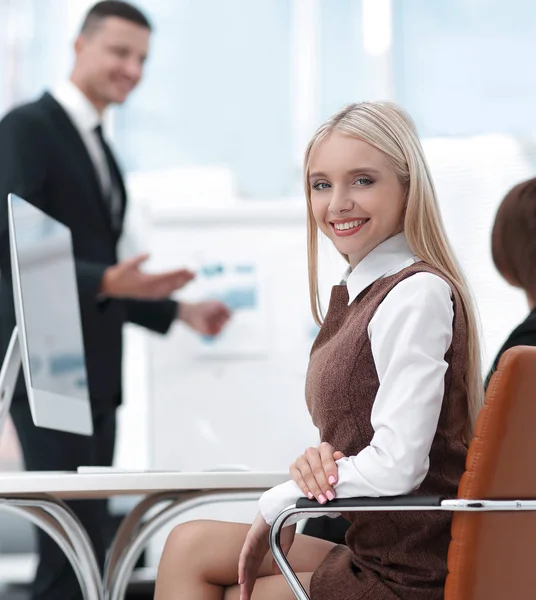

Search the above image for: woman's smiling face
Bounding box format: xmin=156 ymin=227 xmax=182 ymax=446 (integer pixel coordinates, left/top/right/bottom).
xmin=308 ymin=131 xmax=406 ymax=267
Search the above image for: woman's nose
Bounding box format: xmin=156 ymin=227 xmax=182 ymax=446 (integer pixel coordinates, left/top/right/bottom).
xmin=329 ymin=188 xmax=354 ymax=216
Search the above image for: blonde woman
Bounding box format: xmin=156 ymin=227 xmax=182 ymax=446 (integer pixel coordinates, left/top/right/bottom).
xmin=154 ymin=102 xmax=483 ymax=600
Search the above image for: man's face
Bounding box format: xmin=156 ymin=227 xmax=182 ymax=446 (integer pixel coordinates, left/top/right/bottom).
xmin=74 ymin=17 xmax=150 ymax=109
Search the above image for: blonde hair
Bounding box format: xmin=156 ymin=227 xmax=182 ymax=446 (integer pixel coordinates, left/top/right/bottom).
xmin=304 ymin=101 xmax=483 ymax=441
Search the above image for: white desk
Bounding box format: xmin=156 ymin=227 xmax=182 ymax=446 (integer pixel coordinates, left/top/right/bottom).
xmin=0 ymin=470 xmax=287 ymax=600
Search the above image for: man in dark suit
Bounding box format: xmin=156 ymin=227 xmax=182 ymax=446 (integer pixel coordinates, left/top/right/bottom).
xmin=0 ymin=2 xmax=231 ymax=598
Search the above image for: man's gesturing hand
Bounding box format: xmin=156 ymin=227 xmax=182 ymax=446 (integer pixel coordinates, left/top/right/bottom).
xmin=101 ymin=254 xmax=195 ymax=300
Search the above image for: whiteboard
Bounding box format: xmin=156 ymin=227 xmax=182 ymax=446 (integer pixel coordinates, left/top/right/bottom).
xmin=143 ymin=202 xmax=346 ymax=472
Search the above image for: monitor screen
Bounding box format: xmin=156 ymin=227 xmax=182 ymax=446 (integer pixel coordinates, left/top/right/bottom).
xmin=8 ymin=194 xmax=92 ymax=435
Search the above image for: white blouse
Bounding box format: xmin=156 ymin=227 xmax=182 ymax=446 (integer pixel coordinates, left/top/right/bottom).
xmin=259 ymin=233 xmax=455 ymax=526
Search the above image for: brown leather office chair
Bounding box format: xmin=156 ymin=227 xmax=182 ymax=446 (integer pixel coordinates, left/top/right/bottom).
xmin=271 ymin=345 xmax=536 ymax=600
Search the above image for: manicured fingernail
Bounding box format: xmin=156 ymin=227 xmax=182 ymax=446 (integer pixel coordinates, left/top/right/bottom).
xmin=318 ymin=494 xmax=327 ymax=504
xmin=326 ymin=490 xmax=335 ymax=501
xmin=328 ymin=475 xmax=336 ymax=485
xmin=307 ymin=492 xmax=314 ymax=499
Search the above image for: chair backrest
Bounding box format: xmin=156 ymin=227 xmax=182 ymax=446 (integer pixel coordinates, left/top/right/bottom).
xmin=445 ymin=345 xmax=536 ymax=600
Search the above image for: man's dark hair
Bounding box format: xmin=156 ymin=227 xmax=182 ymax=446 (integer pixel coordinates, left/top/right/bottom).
xmin=80 ymin=1 xmax=152 ymax=35
xmin=491 ymin=177 xmax=536 ymax=298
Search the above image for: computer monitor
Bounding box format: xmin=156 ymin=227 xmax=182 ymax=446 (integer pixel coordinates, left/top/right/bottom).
xmin=0 ymin=194 xmax=93 ymax=435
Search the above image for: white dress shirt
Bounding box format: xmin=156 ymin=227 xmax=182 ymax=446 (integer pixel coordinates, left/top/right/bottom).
xmin=259 ymin=232 xmax=454 ymax=526
xmin=52 ymin=81 xmax=135 ymax=248
xmin=52 ymin=81 xmax=113 ymax=198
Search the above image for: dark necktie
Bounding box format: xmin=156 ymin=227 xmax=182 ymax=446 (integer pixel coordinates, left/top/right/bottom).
xmin=94 ymin=124 xmax=121 ymax=230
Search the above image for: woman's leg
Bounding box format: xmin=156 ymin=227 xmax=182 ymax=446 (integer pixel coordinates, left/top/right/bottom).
xmin=154 ymin=520 xmax=336 ymax=600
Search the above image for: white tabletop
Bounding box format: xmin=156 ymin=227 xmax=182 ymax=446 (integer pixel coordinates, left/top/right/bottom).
xmin=0 ymin=470 xmax=288 ymax=499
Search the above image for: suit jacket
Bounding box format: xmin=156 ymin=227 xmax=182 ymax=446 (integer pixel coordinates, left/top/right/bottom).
xmin=485 ymin=307 xmax=536 ymax=389
xmin=0 ymin=92 xmax=177 ymax=412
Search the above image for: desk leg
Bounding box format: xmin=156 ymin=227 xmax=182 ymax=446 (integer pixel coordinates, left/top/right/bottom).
xmin=104 ymin=490 xmax=180 ymax=595
xmin=106 ymin=490 xmax=264 ymax=600
xmin=0 ymin=495 xmax=104 ymax=600
xmin=0 ymin=502 xmax=92 ymax=598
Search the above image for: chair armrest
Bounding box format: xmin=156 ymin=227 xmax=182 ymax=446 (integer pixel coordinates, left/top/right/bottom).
xmin=268 ymin=495 xmax=444 ymax=600
xmin=295 ymin=494 xmax=444 ymax=510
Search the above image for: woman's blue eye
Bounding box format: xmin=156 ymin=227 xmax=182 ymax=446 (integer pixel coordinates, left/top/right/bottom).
xmin=312 ymin=181 xmax=330 ymax=190
xmin=354 ymin=176 xmax=373 ymax=186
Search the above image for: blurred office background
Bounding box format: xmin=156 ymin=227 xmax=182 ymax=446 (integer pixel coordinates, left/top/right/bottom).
xmin=1 ymin=0 xmax=536 ymax=597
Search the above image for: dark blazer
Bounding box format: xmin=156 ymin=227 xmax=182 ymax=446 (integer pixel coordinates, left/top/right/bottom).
xmin=485 ymin=307 xmax=536 ymax=389
xmin=0 ymin=92 xmax=177 ymax=412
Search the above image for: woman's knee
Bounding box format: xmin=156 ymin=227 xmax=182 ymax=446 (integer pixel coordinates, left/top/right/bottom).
xmin=162 ymin=520 xmax=214 ymax=561
xmin=159 ymin=520 xmax=250 ymax=588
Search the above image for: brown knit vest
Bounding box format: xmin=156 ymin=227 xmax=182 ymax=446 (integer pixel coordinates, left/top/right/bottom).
xmin=308 ymin=263 xmax=468 ymax=600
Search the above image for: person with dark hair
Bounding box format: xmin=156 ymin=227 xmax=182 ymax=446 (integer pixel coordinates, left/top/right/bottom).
xmin=485 ymin=177 xmax=536 ymax=388
xmin=81 ymin=0 xmax=153 ymax=34
xmin=0 ymin=2 xmax=230 ymax=598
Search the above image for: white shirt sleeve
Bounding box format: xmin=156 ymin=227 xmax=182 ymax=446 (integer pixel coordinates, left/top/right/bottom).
xmin=259 ymin=272 xmax=454 ymax=526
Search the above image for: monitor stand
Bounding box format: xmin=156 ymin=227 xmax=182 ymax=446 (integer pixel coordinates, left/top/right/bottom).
xmin=0 ymin=327 xmax=21 ymax=435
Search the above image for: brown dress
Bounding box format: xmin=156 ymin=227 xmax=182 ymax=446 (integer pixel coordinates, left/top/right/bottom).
xmin=307 ymin=263 xmax=468 ymax=600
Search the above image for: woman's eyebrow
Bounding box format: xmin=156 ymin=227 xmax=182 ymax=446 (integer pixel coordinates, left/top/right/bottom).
xmin=309 ymin=167 xmax=380 ymax=180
